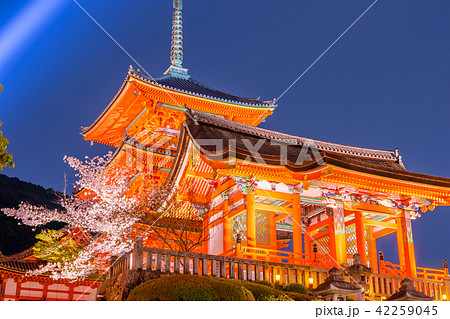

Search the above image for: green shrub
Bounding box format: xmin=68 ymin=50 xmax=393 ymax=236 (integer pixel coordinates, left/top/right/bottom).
xmin=127 ymin=275 xmax=255 ymax=301
xmin=282 ymin=283 xmax=308 ymax=295
xmin=240 ymin=281 xmax=292 ymax=301
xmin=254 ymin=280 xmax=274 ymax=288
xmin=285 ymin=292 xmax=322 ymax=301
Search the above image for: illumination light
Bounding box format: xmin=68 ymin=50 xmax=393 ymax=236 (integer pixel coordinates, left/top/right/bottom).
xmin=309 ymin=278 xmax=314 ymax=284
xmin=275 ymin=274 xmax=280 ymax=282
xmin=0 ymin=0 xmax=66 ymax=74
xmin=443 ymin=294 xmax=447 ymax=301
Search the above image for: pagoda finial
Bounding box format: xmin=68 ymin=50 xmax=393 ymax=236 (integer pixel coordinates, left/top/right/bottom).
xmin=165 ymin=0 xmax=189 ymax=77
xmin=171 ymin=0 xmax=183 ymax=67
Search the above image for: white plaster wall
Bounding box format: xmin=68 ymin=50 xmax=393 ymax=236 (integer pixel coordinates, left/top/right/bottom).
xmin=4 ymin=278 xmax=16 ymax=296
xmin=208 ymin=223 xmax=223 ymax=255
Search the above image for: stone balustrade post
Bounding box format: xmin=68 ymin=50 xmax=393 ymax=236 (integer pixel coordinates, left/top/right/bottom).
xmin=108 ymin=256 xmax=117 ymax=279
xmin=183 ymin=254 xmax=190 ymax=274
xmin=133 ymin=238 xmax=143 ymax=270
xmin=164 ymin=254 xmax=171 ymax=273
xmin=155 ymin=253 xmax=162 ymax=271
xmin=193 ymin=257 xmax=199 ymax=275
xmin=174 ymin=255 xmax=180 ymax=273
xmin=238 ymin=262 xmax=244 ymax=280
xmin=229 ymin=260 xmax=236 ymax=279
xmin=202 ymin=258 xmax=208 ymax=276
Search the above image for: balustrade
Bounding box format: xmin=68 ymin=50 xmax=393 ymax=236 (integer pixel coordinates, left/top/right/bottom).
xmin=108 ymin=246 xmax=329 ymax=287
xmin=370 ymin=273 xmax=446 ymax=301
xmin=107 ymin=245 xmax=449 ymax=301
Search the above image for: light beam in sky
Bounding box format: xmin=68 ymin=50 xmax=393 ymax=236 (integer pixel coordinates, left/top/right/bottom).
xmin=0 ymin=0 xmax=67 ymax=76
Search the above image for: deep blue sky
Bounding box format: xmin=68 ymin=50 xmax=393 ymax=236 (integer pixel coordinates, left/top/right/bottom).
xmin=1 ymin=0 xmax=449 ymax=268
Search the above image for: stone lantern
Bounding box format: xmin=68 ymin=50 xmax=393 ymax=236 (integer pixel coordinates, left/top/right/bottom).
xmin=387 ymin=278 xmax=434 ymax=301
xmin=346 ymin=253 xmax=372 ymax=301
xmin=309 ymin=266 xmax=363 ymax=301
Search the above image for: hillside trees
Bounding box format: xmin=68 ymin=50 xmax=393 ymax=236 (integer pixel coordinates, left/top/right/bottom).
xmin=0 ymin=121 xmax=14 ymax=170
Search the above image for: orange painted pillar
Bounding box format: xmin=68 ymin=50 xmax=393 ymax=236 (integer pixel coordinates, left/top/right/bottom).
xmin=269 ymin=211 xmax=277 ymax=250
xmin=328 ymin=216 xmax=337 ymax=262
xmin=304 ymin=232 xmax=311 ymax=260
xmin=292 ymin=193 xmax=303 ymax=259
xmin=246 ymin=190 xmax=256 ymax=248
xmin=330 ymin=201 xmax=347 ymax=265
xmin=202 ymin=213 xmax=209 ymax=254
xmin=369 ymin=227 xmax=378 ymax=274
xmin=328 ymin=222 xmax=337 ymax=260
xmin=400 ymin=210 xmax=417 ymax=278
xmin=354 ymin=211 xmax=367 ymax=265
xmin=395 ymin=215 xmax=406 ymax=269
xmin=223 ymin=200 xmax=232 ymax=253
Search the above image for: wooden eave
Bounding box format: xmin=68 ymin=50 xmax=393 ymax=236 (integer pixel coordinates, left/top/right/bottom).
xmin=82 ymin=72 xmax=275 ymax=147
xmin=181 ymin=111 xmax=450 ymax=205
xmin=132 ymin=78 xmax=274 ymax=125
xmin=323 ymin=166 xmax=450 ymax=204
xmin=82 ymin=76 xmax=148 ymax=147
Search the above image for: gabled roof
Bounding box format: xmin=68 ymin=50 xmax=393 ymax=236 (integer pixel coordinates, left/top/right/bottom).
xmin=181 ymin=110 xmax=450 ymax=189
xmin=186 ymin=110 xmax=401 ymax=161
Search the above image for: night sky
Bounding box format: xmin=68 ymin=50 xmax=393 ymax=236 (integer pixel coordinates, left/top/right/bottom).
xmin=1 ymin=1 xmax=449 ymax=269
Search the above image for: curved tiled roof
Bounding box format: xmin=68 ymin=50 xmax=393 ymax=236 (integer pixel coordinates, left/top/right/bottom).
xmin=0 ymin=259 xmax=46 ymax=272
xmin=81 ymin=66 xmax=276 ymax=139
xmin=182 ymin=110 xmax=450 ymax=188
xmin=130 ymin=68 xmax=276 ymax=108
xmin=187 ymin=109 xmax=400 ymax=161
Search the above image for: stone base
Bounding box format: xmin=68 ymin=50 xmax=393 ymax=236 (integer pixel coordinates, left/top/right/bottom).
xmin=97 ymin=270 xmax=162 ymax=301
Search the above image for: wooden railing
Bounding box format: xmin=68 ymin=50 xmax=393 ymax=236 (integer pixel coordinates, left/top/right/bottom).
xmin=370 ymin=273 xmax=447 ymax=301
xmin=379 ymin=260 xmax=447 ymax=281
xmin=222 ymin=245 xmax=334 ymax=269
xmin=379 ymin=260 xmax=406 ymax=277
xmin=416 ymin=266 xmax=446 ymax=281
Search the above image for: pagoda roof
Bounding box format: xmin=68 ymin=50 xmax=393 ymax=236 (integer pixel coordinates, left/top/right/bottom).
xmin=181 ymin=110 xmax=450 ymax=189
xmin=81 ymin=66 xmax=275 ymax=146
xmin=135 ymin=69 xmax=275 ymax=108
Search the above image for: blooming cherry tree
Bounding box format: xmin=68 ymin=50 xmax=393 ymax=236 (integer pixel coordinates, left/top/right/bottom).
xmin=2 ymin=152 xmax=162 ymax=280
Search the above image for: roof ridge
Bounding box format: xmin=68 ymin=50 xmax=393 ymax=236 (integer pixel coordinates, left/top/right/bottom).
xmin=187 ymin=110 xmax=399 ymax=161
xmin=130 ymin=68 xmax=276 ymax=108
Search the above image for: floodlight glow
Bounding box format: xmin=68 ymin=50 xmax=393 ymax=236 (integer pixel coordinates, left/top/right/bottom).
xmin=0 ymin=0 xmax=66 ymax=74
